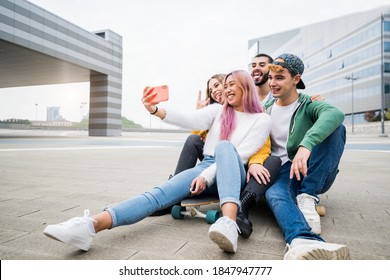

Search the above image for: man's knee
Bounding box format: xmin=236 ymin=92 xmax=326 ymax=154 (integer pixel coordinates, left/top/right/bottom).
xmin=329 ymin=124 xmax=346 ymax=145
xmin=338 ymin=124 xmax=346 ymax=136
xmin=264 ymin=156 xmax=282 ymax=182
xmin=185 ymin=134 xmax=202 ymax=146
xmin=265 ymin=155 xmax=282 ymax=166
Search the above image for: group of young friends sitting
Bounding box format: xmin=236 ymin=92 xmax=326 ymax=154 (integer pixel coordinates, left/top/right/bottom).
xmin=43 ymin=53 xmax=350 ymax=260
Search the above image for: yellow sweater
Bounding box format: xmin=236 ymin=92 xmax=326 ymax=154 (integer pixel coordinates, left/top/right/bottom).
xmin=191 ymin=130 xmax=208 ymax=139
xmin=248 ymin=136 xmax=271 ymax=165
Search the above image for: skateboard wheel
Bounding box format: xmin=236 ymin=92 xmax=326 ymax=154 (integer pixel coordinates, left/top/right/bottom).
xmin=316 ymin=205 xmax=326 ymax=216
xmin=171 ymin=205 xmax=185 ymax=219
xmin=206 ymin=210 xmax=220 ymax=224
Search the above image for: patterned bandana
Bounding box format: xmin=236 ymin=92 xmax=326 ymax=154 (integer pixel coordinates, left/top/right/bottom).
xmin=272 ymin=53 xmax=306 ymax=89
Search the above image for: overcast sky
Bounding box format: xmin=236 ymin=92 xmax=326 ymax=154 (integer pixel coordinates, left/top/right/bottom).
xmin=1 ymin=0 xmax=390 ymax=128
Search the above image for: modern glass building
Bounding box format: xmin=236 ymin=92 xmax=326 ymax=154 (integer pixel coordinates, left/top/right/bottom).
xmin=47 ymin=106 xmax=61 ymax=121
xmin=248 ymin=5 xmax=390 ymax=132
xmin=0 ymin=0 xmax=123 ymax=136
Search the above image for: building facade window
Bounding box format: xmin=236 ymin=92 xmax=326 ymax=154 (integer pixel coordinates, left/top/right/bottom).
xmin=385 ymin=84 xmax=390 ymax=94
xmin=385 ymin=63 xmax=390 ymax=73
xmin=385 ymin=42 xmax=390 ymax=52
xmin=384 ymin=21 xmax=390 ymax=31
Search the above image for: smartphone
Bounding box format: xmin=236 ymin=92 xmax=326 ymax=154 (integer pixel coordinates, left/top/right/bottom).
xmin=149 ymin=85 xmax=169 ymax=103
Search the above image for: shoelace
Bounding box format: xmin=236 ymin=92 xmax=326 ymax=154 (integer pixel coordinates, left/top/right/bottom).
xmin=218 ymin=216 xmax=241 ymax=234
xmin=61 ymin=209 xmax=96 ymax=228
xmin=297 ymin=195 xmax=317 ymax=211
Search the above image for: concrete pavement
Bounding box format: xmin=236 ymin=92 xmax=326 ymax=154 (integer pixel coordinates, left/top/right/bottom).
xmin=0 ymin=129 xmax=389 ymax=260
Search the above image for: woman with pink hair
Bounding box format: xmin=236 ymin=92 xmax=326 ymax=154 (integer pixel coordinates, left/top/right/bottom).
xmin=43 ymin=70 xmax=271 ymax=254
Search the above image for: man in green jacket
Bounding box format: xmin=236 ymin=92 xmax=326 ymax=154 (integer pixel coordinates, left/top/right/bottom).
xmin=263 ymin=53 xmax=350 ymax=259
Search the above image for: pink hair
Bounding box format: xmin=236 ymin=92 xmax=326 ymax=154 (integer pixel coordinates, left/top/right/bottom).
xmin=220 ymin=70 xmax=263 ymax=140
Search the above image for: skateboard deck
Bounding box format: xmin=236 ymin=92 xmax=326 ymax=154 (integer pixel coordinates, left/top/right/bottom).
xmin=171 ymin=195 xmax=221 ymax=224
xmin=181 ymin=195 xmax=220 ymax=207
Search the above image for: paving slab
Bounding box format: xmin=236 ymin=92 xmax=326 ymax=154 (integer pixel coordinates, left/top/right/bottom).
xmin=0 ymin=129 xmax=389 ymax=260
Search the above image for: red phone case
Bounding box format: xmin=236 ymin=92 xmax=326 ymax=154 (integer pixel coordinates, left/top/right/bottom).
xmin=149 ymin=85 xmax=169 ymax=103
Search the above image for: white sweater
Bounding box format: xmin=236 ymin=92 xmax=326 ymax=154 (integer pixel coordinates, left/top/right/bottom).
xmin=163 ymin=103 xmax=272 ymax=185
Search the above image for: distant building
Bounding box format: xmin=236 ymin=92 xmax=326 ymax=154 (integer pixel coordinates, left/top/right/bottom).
xmin=46 ymin=107 xmax=63 ymax=121
xmin=248 ymin=5 xmax=390 ymax=128
xmin=0 ymin=0 xmax=123 ymax=136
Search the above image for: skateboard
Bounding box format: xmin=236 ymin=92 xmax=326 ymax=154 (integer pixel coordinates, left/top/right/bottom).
xmin=316 ymin=205 xmax=326 ymax=216
xmin=171 ymin=195 xmax=221 ymax=224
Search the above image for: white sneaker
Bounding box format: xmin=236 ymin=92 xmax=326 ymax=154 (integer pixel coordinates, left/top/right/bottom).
xmin=296 ymin=193 xmax=321 ymax=234
xmin=208 ymin=216 xmax=239 ymax=253
xmin=43 ymin=209 xmax=96 ymax=251
xmin=284 ymin=238 xmax=350 ymax=260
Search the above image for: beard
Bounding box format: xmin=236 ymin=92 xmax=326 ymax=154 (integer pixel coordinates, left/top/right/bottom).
xmin=254 ymin=71 xmax=269 ymax=86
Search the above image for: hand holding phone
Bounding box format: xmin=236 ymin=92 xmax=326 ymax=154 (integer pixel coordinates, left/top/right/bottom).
xmin=148 ymin=85 xmax=169 ymax=103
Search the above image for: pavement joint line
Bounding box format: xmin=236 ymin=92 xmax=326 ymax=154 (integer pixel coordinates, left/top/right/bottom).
xmin=346 ymin=149 xmax=390 ymax=153
xmin=1 ymin=233 xmax=30 ymax=245
xmin=173 ymin=242 xmax=188 ymax=255
xmin=0 ymin=146 xmax=177 ymax=152
xmin=18 ymin=209 xmax=41 ymax=218
xmin=60 ymin=205 xmax=81 ymax=212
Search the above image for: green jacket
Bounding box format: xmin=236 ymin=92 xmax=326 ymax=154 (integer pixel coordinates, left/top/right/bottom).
xmin=264 ymin=93 xmax=345 ymax=161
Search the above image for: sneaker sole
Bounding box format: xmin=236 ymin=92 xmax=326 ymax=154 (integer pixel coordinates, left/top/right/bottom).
xmin=209 ymin=230 xmax=237 ymax=253
xmin=43 ymin=226 xmax=91 ymax=251
xmin=300 ymin=246 xmax=350 ymax=260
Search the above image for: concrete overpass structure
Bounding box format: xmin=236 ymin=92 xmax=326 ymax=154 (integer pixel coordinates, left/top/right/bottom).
xmin=0 ymin=0 xmax=123 ymax=136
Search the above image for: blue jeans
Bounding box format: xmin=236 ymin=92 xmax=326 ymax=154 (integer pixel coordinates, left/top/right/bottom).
xmin=107 ymin=141 xmax=246 ymax=227
xmin=265 ymin=125 xmax=346 ymax=244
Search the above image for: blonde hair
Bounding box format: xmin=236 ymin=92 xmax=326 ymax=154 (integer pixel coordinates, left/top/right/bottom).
xmin=206 ymin=74 xmax=226 ymax=104
xmin=268 ymin=64 xmax=285 ymax=73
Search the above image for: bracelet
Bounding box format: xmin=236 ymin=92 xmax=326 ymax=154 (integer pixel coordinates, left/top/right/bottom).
xmin=150 ymin=106 xmax=158 ymax=115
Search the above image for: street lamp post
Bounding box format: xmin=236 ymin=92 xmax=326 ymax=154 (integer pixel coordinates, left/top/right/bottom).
xmin=345 ymin=73 xmax=359 ymax=133
xmin=380 ymin=13 xmax=386 ymax=136
xmin=35 ymin=103 xmax=38 ymax=121
xmin=80 ymin=102 xmax=87 ymax=121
